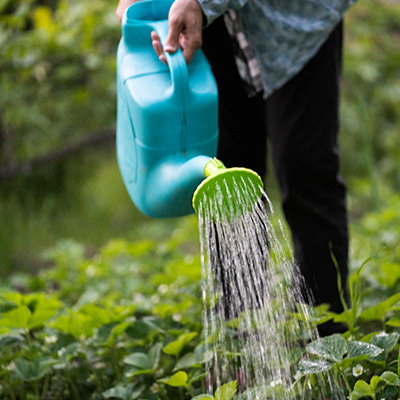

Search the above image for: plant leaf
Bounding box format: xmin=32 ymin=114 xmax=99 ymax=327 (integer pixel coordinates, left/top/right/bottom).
xmin=380 ymin=371 xmax=400 ymax=386
xmin=298 ymin=359 xmax=334 ymax=375
xmin=102 ymin=382 xmax=145 ymax=400
xmin=360 ymin=293 xmax=400 ymax=322
xmin=370 ymin=375 xmax=383 ymax=393
xmin=370 ymin=332 xmax=400 ymax=362
xmin=148 ymin=342 xmax=163 ymax=369
xmin=29 ymin=306 xmax=59 ymax=329
xmin=306 ymin=334 xmax=347 ymax=363
xmin=50 ymin=312 xmax=94 ymax=338
xmin=215 ymin=381 xmax=237 ymax=400
xmin=124 ymin=352 xmax=152 ymax=370
xmin=0 ymin=306 xmax=31 ymax=329
xmin=347 ymin=340 xmax=384 ymax=360
xmin=0 ymin=333 xmax=25 ymax=347
xmin=350 ymin=380 xmax=374 ymax=400
xmin=174 ymin=352 xmax=199 ymax=370
xmin=385 ymin=317 xmax=400 ymax=327
xmin=163 ymin=332 xmax=198 ymax=356
xmin=13 ymin=357 xmax=54 ymax=382
xmin=79 ymin=304 xmax=113 ymax=326
xmin=190 ymin=395 xmax=213 ymax=400
xmin=194 ymin=343 xmax=213 ymax=364
xmin=159 ymin=371 xmax=188 ymax=388
xmin=102 ymin=385 xmax=132 ymax=400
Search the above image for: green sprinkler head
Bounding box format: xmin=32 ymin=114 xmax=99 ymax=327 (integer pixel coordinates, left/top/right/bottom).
xmin=192 ymin=158 xmax=264 ymax=220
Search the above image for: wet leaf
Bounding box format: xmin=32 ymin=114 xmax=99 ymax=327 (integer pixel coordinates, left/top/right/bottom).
xmin=347 ymin=340 xmax=384 ymax=360
xmin=370 ymin=332 xmax=400 ymax=362
xmin=215 ymin=381 xmax=237 ymax=400
xmin=306 ymin=334 xmax=347 ymax=363
xmin=298 ymin=359 xmax=334 ymax=375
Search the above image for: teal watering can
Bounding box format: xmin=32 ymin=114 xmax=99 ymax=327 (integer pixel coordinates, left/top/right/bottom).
xmin=116 ymin=0 xmax=263 ymax=219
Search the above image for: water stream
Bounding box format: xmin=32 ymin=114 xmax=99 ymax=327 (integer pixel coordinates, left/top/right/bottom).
xmin=197 ymin=175 xmax=343 ymax=399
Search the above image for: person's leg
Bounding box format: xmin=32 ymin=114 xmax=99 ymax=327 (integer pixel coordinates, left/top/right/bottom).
xmin=202 ymin=17 xmax=267 ymax=179
xmin=266 ymin=23 xmax=349 ymax=328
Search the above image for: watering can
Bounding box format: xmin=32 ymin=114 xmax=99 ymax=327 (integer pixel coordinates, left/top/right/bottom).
xmin=116 ymin=0 xmax=263 ymax=218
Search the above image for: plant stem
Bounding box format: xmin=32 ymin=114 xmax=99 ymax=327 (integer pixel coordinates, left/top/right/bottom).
xmin=41 ymin=373 xmax=50 ymax=398
xmin=24 ymin=328 xmax=31 ymax=347
xmin=69 ymin=377 xmax=81 ymax=400
xmin=398 ymin=347 xmax=400 ymax=376
xmin=339 ymin=368 xmax=352 ymax=395
xmin=179 ymin=386 xmax=185 ymax=400
xmin=301 ymin=378 xmax=307 ymax=400
xmin=8 ymin=384 xmax=17 ymax=400
xmin=33 ymin=380 xmax=40 ymax=400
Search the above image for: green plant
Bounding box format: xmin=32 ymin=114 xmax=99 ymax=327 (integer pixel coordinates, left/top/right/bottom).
xmin=0 ymin=218 xmax=209 ymax=400
xmin=297 ymin=332 xmax=400 ymax=399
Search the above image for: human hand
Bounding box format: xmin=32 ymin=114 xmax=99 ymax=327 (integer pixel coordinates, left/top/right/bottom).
xmin=116 ymin=0 xmax=203 ymax=64
xmin=152 ymin=0 xmax=203 ymax=65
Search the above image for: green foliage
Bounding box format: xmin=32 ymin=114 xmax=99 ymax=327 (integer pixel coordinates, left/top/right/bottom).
xmin=291 ymin=193 xmax=400 ymax=399
xmin=297 ymin=253 xmax=400 ymax=399
xmin=341 ymin=0 xmax=400 ymax=203
xmin=0 ymin=0 xmax=119 ymax=161
xmin=1 ymin=193 xmax=400 ymax=400
xmin=0 ymin=0 xmax=125 ymax=276
xmin=1 ymin=0 xmax=400 ymax=399
xmin=0 ymin=220 xmax=208 ymax=400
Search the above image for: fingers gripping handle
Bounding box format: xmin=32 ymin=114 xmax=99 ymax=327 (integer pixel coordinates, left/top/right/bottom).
xmin=122 ymin=0 xmax=190 ymax=104
xmin=153 ymin=20 xmax=190 ymax=105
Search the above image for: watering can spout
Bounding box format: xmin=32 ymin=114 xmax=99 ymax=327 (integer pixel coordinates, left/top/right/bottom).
xmin=192 ymin=158 xmax=264 ymax=219
xmin=139 ymin=155 xmax=212 ymax=218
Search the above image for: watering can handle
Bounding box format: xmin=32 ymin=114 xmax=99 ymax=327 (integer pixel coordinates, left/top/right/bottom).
xmin=153 ymin=21 xmax=190 ymax=103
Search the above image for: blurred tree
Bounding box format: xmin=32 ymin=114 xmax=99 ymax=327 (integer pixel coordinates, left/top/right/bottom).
xmin=0 ymin=0 xmax=120 ymax=182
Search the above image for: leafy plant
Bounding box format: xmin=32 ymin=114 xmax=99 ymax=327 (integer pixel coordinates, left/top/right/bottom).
xmin=0 ymin=221 xmax=207 ymax=400
xmin=1 ymin=1 xmax=400 ymax=399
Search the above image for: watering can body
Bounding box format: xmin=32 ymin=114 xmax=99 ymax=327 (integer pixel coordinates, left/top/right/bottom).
xmin=116 ymin=0 xmax=218 ymax=218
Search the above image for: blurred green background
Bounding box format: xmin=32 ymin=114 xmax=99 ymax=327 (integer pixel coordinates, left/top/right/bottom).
xmin=1 ymin=0 xmax=399 ymax=277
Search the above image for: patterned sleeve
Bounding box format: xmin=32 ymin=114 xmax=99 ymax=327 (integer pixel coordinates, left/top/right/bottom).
xmin=197 ymin=0 xmax=249 ymax=26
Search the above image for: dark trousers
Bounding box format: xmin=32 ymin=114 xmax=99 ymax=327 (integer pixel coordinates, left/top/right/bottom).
xmin=202 ymin=18 xmax=349 ymax=316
